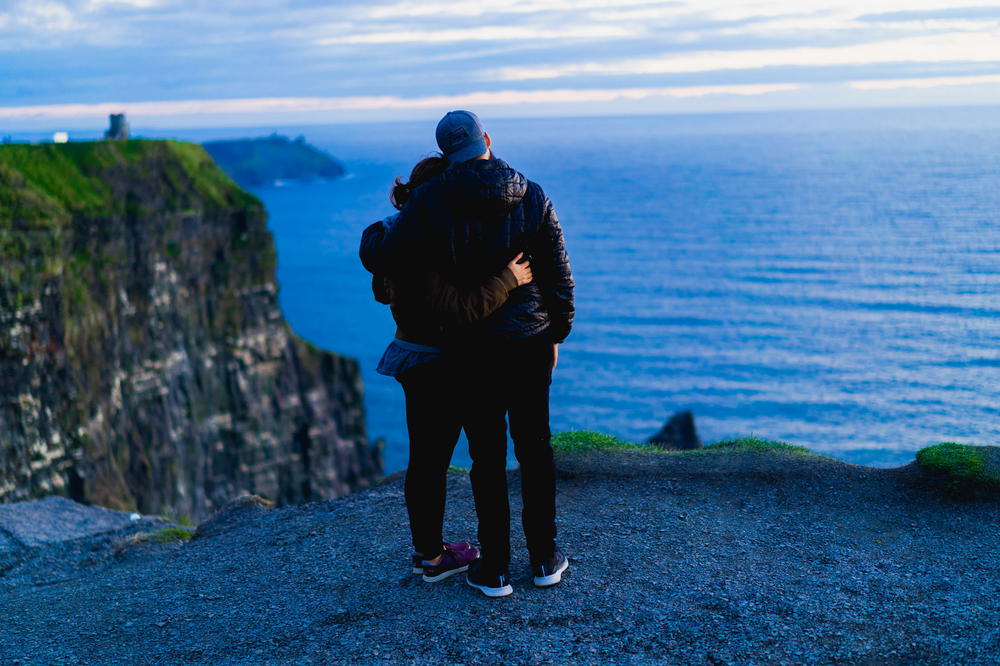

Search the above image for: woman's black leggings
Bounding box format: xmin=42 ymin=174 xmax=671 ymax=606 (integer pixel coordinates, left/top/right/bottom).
xmin=398 ymin=357 xmax=462 ymax=558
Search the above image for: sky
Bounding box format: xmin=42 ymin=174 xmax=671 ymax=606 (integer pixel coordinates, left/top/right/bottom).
xmin=2 ymin=0 xmax=1000 ymax=129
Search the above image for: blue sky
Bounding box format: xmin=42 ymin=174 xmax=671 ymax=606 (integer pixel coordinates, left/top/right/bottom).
xmin=2 ymin=0 xmax=1000 ymax=128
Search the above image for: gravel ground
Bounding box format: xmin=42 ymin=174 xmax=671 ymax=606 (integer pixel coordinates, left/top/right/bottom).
xmin=1 ymin=449 xmax=999 ymax=664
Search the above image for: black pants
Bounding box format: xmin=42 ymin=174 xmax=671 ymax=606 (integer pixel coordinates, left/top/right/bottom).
xmin=460 ymin=332 xmax=557 ymax=572
xmin=398 ymin=357 xmax=462 ymax=558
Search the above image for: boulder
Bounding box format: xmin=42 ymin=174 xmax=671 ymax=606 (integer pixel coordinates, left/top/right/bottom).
xmin=648 ymin=411 xmax=702 ymax=450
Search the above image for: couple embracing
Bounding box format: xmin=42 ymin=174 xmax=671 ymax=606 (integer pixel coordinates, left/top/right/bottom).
xmin=359 ymin=110 xmax=575 ymax=598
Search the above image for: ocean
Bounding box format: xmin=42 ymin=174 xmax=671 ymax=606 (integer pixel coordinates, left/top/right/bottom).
xmin=157 ymin=108 xmax=999 ymax=471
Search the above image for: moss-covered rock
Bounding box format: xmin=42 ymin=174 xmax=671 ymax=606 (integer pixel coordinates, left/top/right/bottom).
xmin=0 ymin=140 xmax=381 ymax=519
xmin=915 ymin=443 xmax=1000 ymax=491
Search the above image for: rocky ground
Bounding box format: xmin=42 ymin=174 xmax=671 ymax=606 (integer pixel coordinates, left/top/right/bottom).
xmin=2 ymin=448 xmax=999 ymax=664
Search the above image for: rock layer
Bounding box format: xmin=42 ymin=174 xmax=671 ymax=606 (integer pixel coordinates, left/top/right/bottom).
xmin=0 ymin=140 xmax=381 ymax=520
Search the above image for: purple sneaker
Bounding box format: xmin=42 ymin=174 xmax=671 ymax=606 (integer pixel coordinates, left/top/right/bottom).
xmin=411 ymin=541 xmax=473 ymax=574
xmin=421 ymin=543 xmax=481 ymax=583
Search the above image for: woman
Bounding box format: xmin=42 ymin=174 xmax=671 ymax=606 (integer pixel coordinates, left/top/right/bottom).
xmin=364 ymin=155 xmax=533 ymax=583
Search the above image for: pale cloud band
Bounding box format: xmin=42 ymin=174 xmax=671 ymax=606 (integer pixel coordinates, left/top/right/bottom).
xmin=317 ymin=25 xmax=632 ymax=45
xmin=494 ymin=33 xmax=1000 ymax=81
xmin=0 ymin=84 xmax=804 ymax=121
xmin=849 ymin=73 xmax=1000 ymax=90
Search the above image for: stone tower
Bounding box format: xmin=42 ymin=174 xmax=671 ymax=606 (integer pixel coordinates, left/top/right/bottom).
xmin=105 ymin=113 xmax=129 ymax=140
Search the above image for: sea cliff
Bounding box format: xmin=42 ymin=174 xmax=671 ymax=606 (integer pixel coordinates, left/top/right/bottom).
xmin=0 ymin=139 xmax=381 ymax=520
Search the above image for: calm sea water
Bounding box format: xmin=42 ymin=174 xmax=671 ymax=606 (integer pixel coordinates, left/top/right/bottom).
xmin=156 ymin=108 xmax=999 ymax=472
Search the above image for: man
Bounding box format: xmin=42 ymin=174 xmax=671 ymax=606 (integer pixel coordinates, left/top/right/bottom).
xmin=360 ymin=110 xmax=574 ymax=598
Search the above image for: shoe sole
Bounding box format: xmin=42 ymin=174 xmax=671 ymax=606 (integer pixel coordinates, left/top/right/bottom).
xmin=533 ymin=558 xmax=569 ymax=587
xmin=422 ymin=564 xmax=469 ymax=583
xmin=467 ymin=577 xmax=513 ymax=598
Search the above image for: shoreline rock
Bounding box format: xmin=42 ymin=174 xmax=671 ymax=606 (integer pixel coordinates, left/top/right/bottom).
xmin=647 ymin=410 xmax=702 ymax=450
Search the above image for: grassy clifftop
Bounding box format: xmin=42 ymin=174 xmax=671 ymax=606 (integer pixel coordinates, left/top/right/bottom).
xmin=1 ymin=139 xmax=273 ymax=313
xmin=0 ymin=140 xmax=258 ymax=221
xmin=1 ymin=140 xmax=267 ymax=312
xmin=551 ymin=431 xmax=1000 ymax=494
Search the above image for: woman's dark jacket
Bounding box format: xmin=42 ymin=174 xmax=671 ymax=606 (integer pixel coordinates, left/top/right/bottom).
xmin=359 ymin=156 xmax=574 ymax=344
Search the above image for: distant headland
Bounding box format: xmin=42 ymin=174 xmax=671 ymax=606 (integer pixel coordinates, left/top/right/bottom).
xmin=202 ymin=134 xmax=346 ymax=188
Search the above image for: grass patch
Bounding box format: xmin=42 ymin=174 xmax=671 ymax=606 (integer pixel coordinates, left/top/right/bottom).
xmin=916 ymin=443 xmax=1000 ymax=490
xmin=151 ymin=527 xmax=195 ymax=543
xmin=550 ymin=431 xmax=646 ymax=454
xmin=163 ymin=513 xmax=195 ymax=527
xmin=550 ymin=432 xmax=819 ymax=458
xmin=447 ymin=465 xmax=469 ymax=474
xmin=699 ymin=436 xmax=814 ymax=455
xmin=132 ymin=527 xmax=195 ymax=545
xmin=0 ymin=140 xmax=261 ymax=219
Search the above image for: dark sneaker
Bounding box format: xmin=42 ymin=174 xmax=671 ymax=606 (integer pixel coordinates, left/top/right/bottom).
xmin=532 ymin=550 xmax=568 ymax=587
xmin=411 ymin=541 xmax=473 ymax=574
xmin=421 ymin=543 xmax=480 ymax=583
xmin=466 ymin=560 xmax=513 ymax=598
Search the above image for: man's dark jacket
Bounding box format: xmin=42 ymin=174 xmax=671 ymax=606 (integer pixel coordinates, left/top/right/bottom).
xmin=360 ymin=156 xmax=574 ymax=343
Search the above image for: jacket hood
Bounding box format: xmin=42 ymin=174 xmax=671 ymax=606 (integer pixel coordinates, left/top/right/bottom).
xmin=438 ymin=156 xmax=527 ymax=216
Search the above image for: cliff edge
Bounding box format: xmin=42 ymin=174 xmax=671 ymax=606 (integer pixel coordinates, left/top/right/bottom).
xmin=0 ymin=140 xmax=381 ymax=520
xmin=0 ymin=445 xmax=997 ymax=664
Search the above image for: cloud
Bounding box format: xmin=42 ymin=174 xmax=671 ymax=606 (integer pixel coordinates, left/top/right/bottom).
xmin=364 ymin=0 xmax=672 ymax=19
xmin=17 ymin=1 xmax=79 ymax=31
xmin=849 ymin=73 xmax=1000 ymax=89
xmin=858 ymin=5 xmax=1000 ymax=22
xmin=82 ymin=0 xmax=162 ymax=8
xmin=492 ymin=32 xmax=1000 ymax=80
xmin=316 ymin=24 xmax=633 ymax=45
xmin=0 ymin=83 xmax=804 ymax=121
xmin=4 ymin=0 xmax=1000 ymax=120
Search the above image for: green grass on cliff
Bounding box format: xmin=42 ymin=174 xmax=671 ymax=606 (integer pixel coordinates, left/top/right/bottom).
xmin=551 ymin=431 xmax=814 ymax=457
xmin=698 ymin=436 xmax=814 ymax=455
xmin=916 ymin=443 xmax=1000 ymax=490
xmin=1 ymin=139 xmax=268 ymax=315
xmin=127 ymin=527 xmax=195 ymax=546
xmin=0 ymin=140 xmax=260 ymax=220
xmin=551 ymin=431 xmax=647 ymax=454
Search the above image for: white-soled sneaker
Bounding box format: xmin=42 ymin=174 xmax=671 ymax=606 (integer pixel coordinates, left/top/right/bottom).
xmin=466 ymin=560 xmax=513 ymax=598
xmin=532 ymin=551 xmax=568 ymax=587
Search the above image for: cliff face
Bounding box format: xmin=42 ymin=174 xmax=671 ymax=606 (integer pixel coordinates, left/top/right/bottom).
xmin=0 ymin=140 xmax=381 ymax=520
